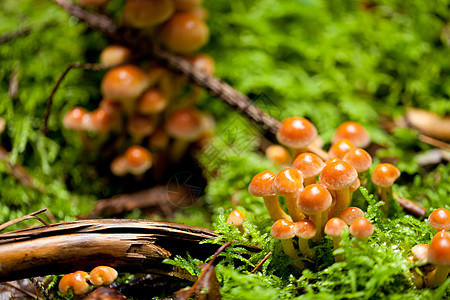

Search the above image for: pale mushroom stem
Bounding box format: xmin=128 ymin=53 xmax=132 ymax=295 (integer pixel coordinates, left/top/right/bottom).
xmin=263 ymin=196 xmax=293 ymax=222
xmin=332 ymin=236 xmax=344 ymax=262
xmin=425 ymin=265 xmax=450 ymax=288
xmin=298 ymin=238 xmax=315 ymax=260
xmin=303 ymin=176 xmax=317 ymax=186
xmin=170 ymin=139 xmax=190 ymax=162
xmin=286 ymin=196 xmax=306 ymax=222
xmin=379 ymin=186 xmax=392 ymax=214
xmin=329 ymin=188 xmax=351 ymax=219
xmin=281 ymin=239 xmax=298 ymax=259
xmin=306 ymin=144 xmax=329 ymax=161
xmin=310 ymin=213 xmax=323 ymax=242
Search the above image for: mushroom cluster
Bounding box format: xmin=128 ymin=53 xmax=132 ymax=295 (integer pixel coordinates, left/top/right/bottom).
xmin=64 ymin=0 xmax=214 ymax=179
xmin=248 ymin=118 xmax=407 ymax=261
xmin=59 ymin=266 xmax=118 ymax=296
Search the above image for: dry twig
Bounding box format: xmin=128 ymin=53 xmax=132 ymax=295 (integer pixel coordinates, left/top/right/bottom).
xmin=249 ymin=251 xmax=272 ymax=274
xmin=0 ymin=208 xmax=50 ymax=232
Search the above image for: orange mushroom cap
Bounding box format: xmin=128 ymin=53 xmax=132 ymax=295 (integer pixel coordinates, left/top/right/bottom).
xmin=428 ymin=208 xmax=450 ymax=231
xmin=226 ymin=210 xmax=246 ymax=227
xmin=124 ymin=145 xmax=152 ymax=175
xmin=294 ymin=219 xmax=317 ymax=240
xmin=90 ymin=108 xmax=115 ymax=132
xmin=340 ymin=206 xmax=364 ymax=225
xmin=319 ymin=160 xmax=358 ymax=190
xmin=273 ymin=168 xmax=304 ymax=197
xmin=328 ymin=139 xmax=356 ymax=160
xmin=371 ymin=163 xmax=400 ymax=187
xmin=428 ymin=230 xmax=450 ymax=266
xmin=89 ymin=266 xmax=118 ymax=286
xmin=265 ymin=145 xmax=291 ymax=166
xmin=276 ymin=117 xmax=318 ymax=149
xmin=249 ymin=170 xmax=276 ymax=197
xmin=292 ymin=152 xmax=325 ymax=179
xmin=63 ymin=107 xmax=90 ymax=130
xmin=190 ymin=53 xmax=215 ymax=74
xmin=137 ymin=89 xmax=168 ymax=115
xmin=59 ymin=271 xmax=90 ymax=295
xmin=101 ymin=65 xmax=149 ymax=102
xmin=297 ymin=184 xmax=332 ymax=215
xmin=349 ymin=178 xmax=360 ymax=193
xmin=128 ymin=114 xmax=156 ymax=139
xmin=110 ymin=155 xmax=128 ymax=176
xmin=166 ymin=108 xmax=204 ymax=141
xmin=412 ymin=244 xmax=429 ymax=262
xmin=122 ymin=0 xmax=175 ymax=28
xmin=324 ymin=217 xmax=347 ymax=237
xmin=158 ymin=12 xmax=210 ymax=54
xmin=100 ymin=45 xmax=131 ymax=67
xmin=332 ymin=121 xmax=371 ymax=148
xmin=349 ymin=217 xmax=374 ymax=239
xmin=271 ymin=219 xmax=295 ymax=240
xmin=343 ymin=148 xmax=372 ymax=173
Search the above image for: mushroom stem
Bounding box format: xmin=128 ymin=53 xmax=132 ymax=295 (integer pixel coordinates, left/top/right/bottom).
xmin=285 ymin=196 xmax=306 ymax=222
xmin=425 ymin=265 xmax=450 ymax=288
xmin=310 ymin=213 xmax=323 ymax=241
xmin=170 ymin=139 xmax=190 ymax=162
xmin=303 ymin=176 xmax=317 ymax=186
xmin=332 ymin=236 xmax=344 ymax=262
xmin=379 ymin=186 xmax=392 ymax=214
xmin=298 ymin=238 xmax=315 ymax=260
xmin=263 ymin=196 xmax=293 ymax=222
xmin=306 ymin=144 xmax=329 ymax=161
xmin=328 ymin=188 xmax=351 ymax=219
xmin=281 ymin=239 xmax=298 ymax=259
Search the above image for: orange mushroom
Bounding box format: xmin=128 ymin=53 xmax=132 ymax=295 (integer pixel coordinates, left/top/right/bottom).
xmin=425 ymin=230 xmax=450 ymax=288
xmin=122 ymin=0 xmax=175 ymax=28
xmin=271 ymin=219 xmax=298 ymax=258
xmin=428 ymin=208 xmax=450 ymax=231
xmin=292 ymin=152 xmax=325 ymax=186
xmin=89 ymin=266 xmax=118 ymax=286
xmin=59 ymin=271 xmax=90 ymax=295
xmin=273 ymin=168 xmax=306 ymax=222
xmin=265 ymin=145 xmax=292 ymax=167
xmin=332 ymin=121 xmax=371 ymax=148
xmin=371 ymin=163 xmax=401 ymax=214
xmin=328 ymin=139 xmax=356 ymax=160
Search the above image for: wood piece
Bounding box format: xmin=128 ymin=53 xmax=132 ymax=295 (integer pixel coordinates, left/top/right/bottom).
xmin=0 ymin=208 xmax=49 ymax=232
xmin=394 ymin=193 xmax=426 ymax=218
xmin=0 ymin=219 xmax=254 ymax=282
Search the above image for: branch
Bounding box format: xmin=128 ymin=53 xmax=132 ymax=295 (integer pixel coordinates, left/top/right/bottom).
xmin=0 ymin=27 xmax=31 ymax=44
xmin=0 ymin=219 xmax=259 ymax=282
xmin=0 ymin=208 xmax=50 ymax=232
xmin=51 ymin=0 xmax=281 ymax=134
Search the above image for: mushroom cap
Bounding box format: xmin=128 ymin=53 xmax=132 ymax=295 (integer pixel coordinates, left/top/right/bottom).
xmin=89 ymin=266 xmax=118 ymax=286
xmin=90 ymin=108 xmax=115 ymax=132
xmin=319 ymin=160 xmax=358 ymax=190
xmin=124 ymin=145 xmax=152 ymax=175
xmin=328 ymin=139 xmax=356 ymax=160
xmin=248 ymin=170 xmax=276 ymax=197
xmin=128 ymin=114 xmax=156 ymax=138
xmin=63 ymin=107 xmax=90 ymax=130
xmin=226 ymin=209 xmax=245 ymax=227
xmin=59 ymin=271 xmax=90 ymax=295
xmin=428 ymin=230 xmax=450 ymax=266
xmin=412 ymin=244 xmax=429 ymax=262
xmin=166 ymin=108 xmax=204 ymax=141
xmin=100 ymin=45 xmax=131 ymax=67
xmin=292 ymin=152 xmax=325 ymax=179
xmin=324 ymin=217 xmax=347 ymax=237
xmin=294 ymin=219 xmax=317 ymax=239
xmin=101 ymin=65 xmax=149 ymax=102
xmin=371 ymin=163 xmax=400 ymax=187
xmin=190 ymin=53 xmax=215 ymax=74
xmin=265 ymin=145 xmax=291 ymax=166
xmin=110 ymin=155 xmax=128 ymax=176
xmin=349 ymin=217 xmax=374 ymax=239
xmin=343 ymin=148 xmax=372 ymax=173
xmin=276 ymin=117 xmax=318 ymax=149
xmin=273 ymin=168 xmax=303 ymax=197
xmin=271 ymin=219 xmax=295 ymax=240
xmin=332 ymin=121 xmax=371 ymax=148
xmin=297 ymin=184 xmax=332 ymax=215
xmin=122 ymin=0 xmax=175 ymax=28
xmin=137 ymin=89 xmax=168 ymax=114
xmin=340 ymin=206 xmax=364 ymax=225
xmin=148 ymin=128 xmax=169 ymax=151
xmin=350 ymin=178 xmax=361 ymax=193
xmin=428 ymin=208 xmax=450 ymax=231
xmin=158 ymin=12 xmax=210 ymax=54
xmin=99 ymin=98 xmax=121 ymax=116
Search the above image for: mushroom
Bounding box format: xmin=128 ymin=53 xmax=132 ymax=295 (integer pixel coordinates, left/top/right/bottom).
xmin=158 ymin=12 xmax=210 ymax=54
xmin=226 ymin=209 xmax=246 ymax=235
xmin=127 ymin=114 xmax=157 ymax=144
xmin=249 ymin=170 xmax=292 ymax=222
xmin=292 ymin=152 xmax=325 ymax=186
xmin=332 ymin=121 xmax=371 ymax=148
xmin=371 ymin=163 xmax=401 ymax=214
xmin=265 ymin=145 xmax=292 ymax=167
xmin=348 ymin=217 xmax=374 ymax=240
xmin=122 ymin=0 xmax=175 ymax=28
xmin=148 ymin=128 xmax=170 ymax=151
xmin=270 ymin=219 xmax=298 ymax=258
xmin=190 ymin=53 xmax=215 ymax=74
xmin=110 ymin=155 xmax=128 ymax=177
xmin=319 ymin=159 xmax=358 ymax=219
xmin=99 ymin=45 xmax=131 ymax=67
xmin=124 ymin=145 xmax=153 ymax=176
xmin=294 ymin=219 xmax=317 ymax=259
xmin=324 ymin=217 xmax=348 ymax=262
xmin=63 ymin=107 xmax=90 ymax=131
xmin=137 ymin=88 xmax=168 ymax=115
xmin=297 ymin=184 xmax=332 ymax=240
xmin=273 ymin=168 xmax=306 ymax=222
xmin=412 ymin=244 xmax=429 ymax=263
xmin=328 ymin=139 xmax=356 ymax=160
xmin=90 ymin=107 xmax=115 ymax=134
xmin=276 ymin=117 xmax=328 ymax=161
xmin=59 ymin=271 xmax=91 ymax=295
xmin=428 ymin=208 xmax=450 ymax=231
xmin=340 ymin=206 xmax=364 ymax=226
xmin=425 ymin=230 xmax=450 ymax=288
xmin=89 ymin=266 xmax=118 ymax=286
xmin=343 ymin=148 xmax=372 ymax=184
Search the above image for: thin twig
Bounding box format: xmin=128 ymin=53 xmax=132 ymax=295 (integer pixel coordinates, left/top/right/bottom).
xmin=41 ymin=62 xmax=107 ymax=135
xmin=51 ymin=0 xmax=281 ymax=134
xmin=181 ymin=241 xmax=232 ymax=300
xmin=418 ymin=134 xmax=450 ymax=151
xmin=0 ymin=282 xmax=41 ymax=299
xmin=9 ymin=67 xmax=19 ymax=100
xmin=249 ymin=251 xmax=272 ymax=274
xmin=0 ymin=208 xmax=50 ymax=232
xmin=0 ymin=27 xmax=32 ymax=44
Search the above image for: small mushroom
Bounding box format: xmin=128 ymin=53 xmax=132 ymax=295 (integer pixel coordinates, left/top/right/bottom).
xmin=265 ymin=145 xmax=292 ymax=167
xmin=349 ymin=217 xmax=374 ymax=241
xmin=343 ymin=148 xmax=372 ymax=185
xmin=124 ymin=145 xmax=153 ymax=176
xmin=89 ymin=266 xmax=118 ymax=286
xmin=294 ymin=219 xmax=317 ymax=259
xmin=328 ymin=139 xmax=356 ymax=160
xmin=100 ymin=45 xmax=131 ymax=67
xmin=292 ymin=152 xmax=325 ymax=186
xmin=226 ymin=209 xmax=246 ymax=235
xmin=425 ymin=230 xmax=450 ymax=288
xmin=271 ymin=219 xmax=298 ymax=259
xmin=273 ymin=168 xmax=306 ymax=222
xmin=127 ymin=114 xmax=157 ymax=143
xmin=428 ymin=208 xmax=450 ymax=231
xmin=412 ymin=244 xmax=429 ymax=262
xmin=340 ymin=207 xmax=364 ymax=226
xmin=137 ymin=88 xmax=168 ymax=115
xmin=371 ymin=163 xmax=400 ymax=214
xmin=332 ymin=121 xmax=371 ymax=148
xmin=122 ymin=0 xmax=175 ymax=28
xmin=249 ymin=170 xmax=292 ymax=222
xmin=324 ymin=217 xmax=348 ymax=262
xmin=59 ymin=271 xmax=90 ymax=295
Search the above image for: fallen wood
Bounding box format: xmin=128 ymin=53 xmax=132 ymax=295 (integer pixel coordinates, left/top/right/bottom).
xmin=0 ymin=219 xmax=249 ymax=283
